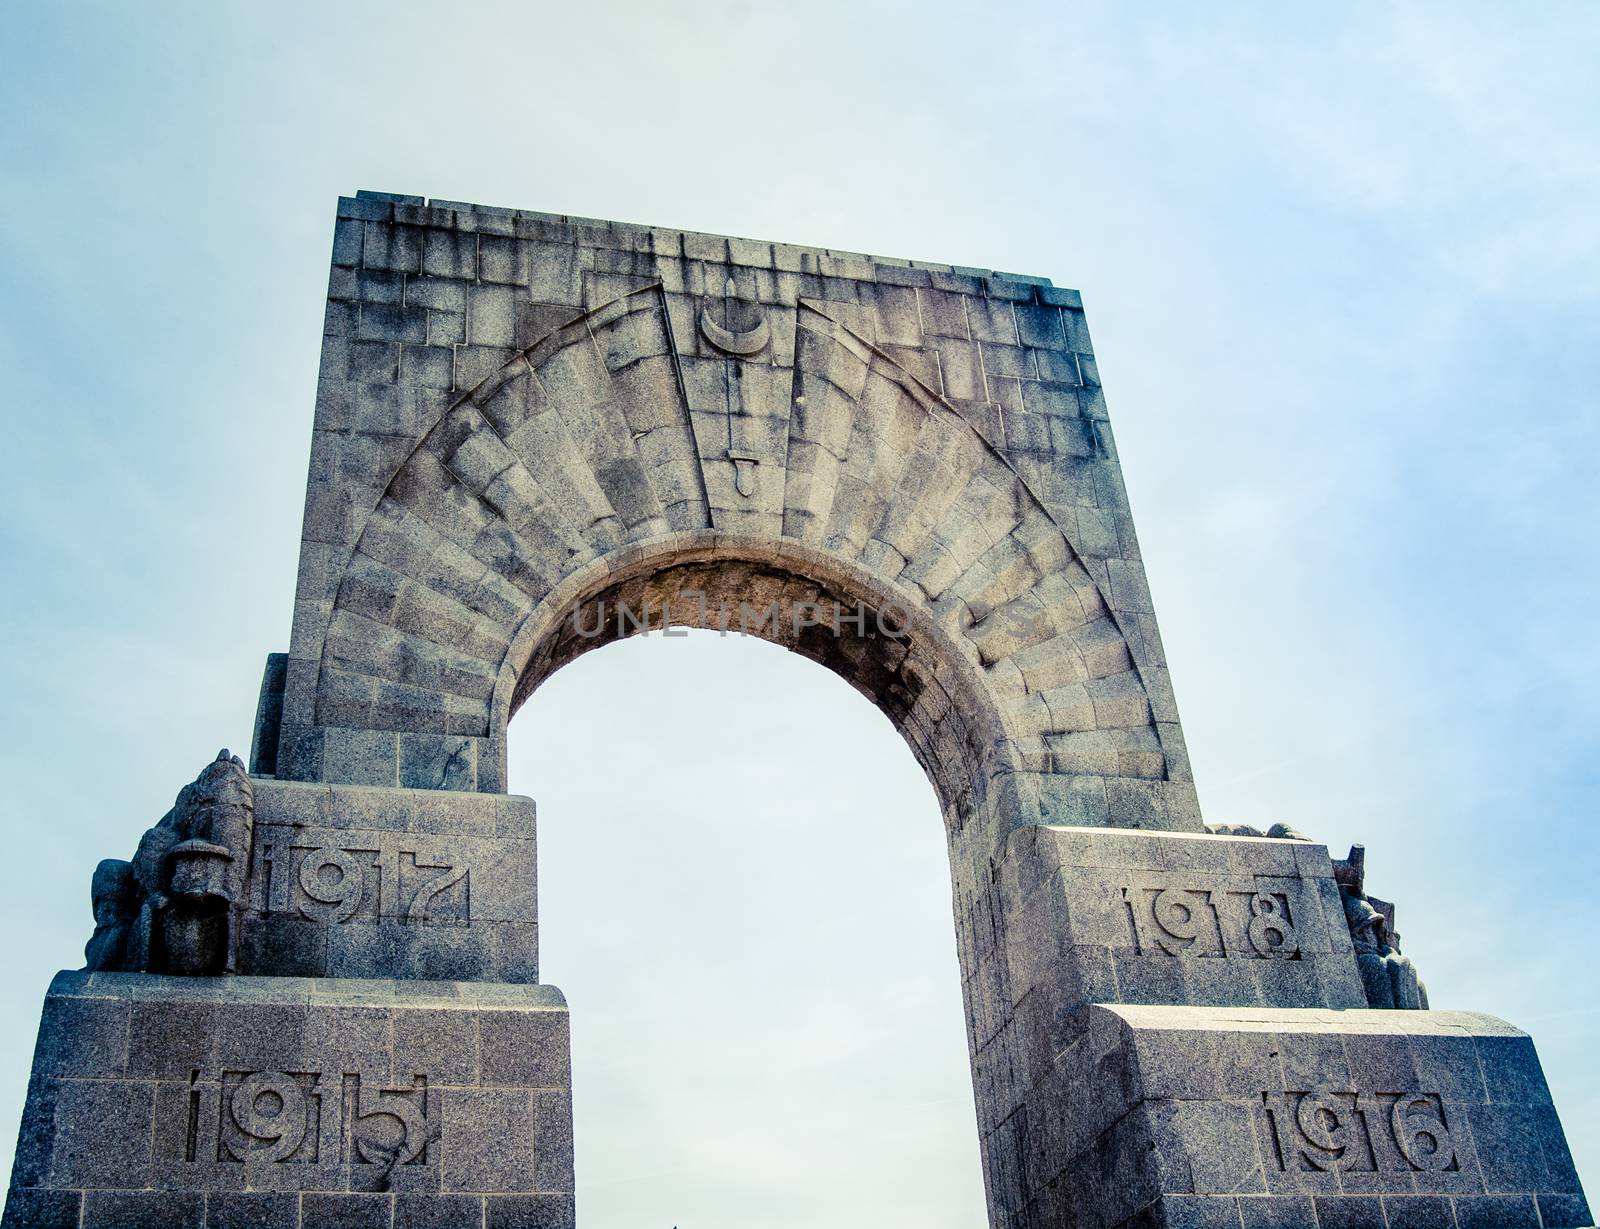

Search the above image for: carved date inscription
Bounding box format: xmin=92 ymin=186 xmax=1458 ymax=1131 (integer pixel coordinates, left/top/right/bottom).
xmin=1124 ymin=886 xmax=1300 ymax=959
xmin=187 ymin=1069 xmax=432 ymax=1169
xmin=254 ymin=837 xmax=470 ymax=926
xmin=1262 ymin=1087 xmax=1457 ymax=1174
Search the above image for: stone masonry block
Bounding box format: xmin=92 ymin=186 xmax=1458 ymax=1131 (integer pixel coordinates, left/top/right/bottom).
xmin=485 ymin=1194 xmax=575 ymax=1229
xmin=999 ymin=826 xmax=1368 ymax=1042
xmin=1016 ymin=302 xmax=1067 ymax=349
xmin=919 ymin=288 xmax=969 ymax=338
xmin=468 ymin=285 xmax=518 ymax=347
xmin=356 ymin=269 xmax=404 ymax=304
xmin=238 ymin=780 xmax=538 ymax=983
xmin=421 ymin=229 xmax=477 ymax=281
xmin=331 ymin=219 xmax=364 ymax=268
xmin=362 ymin=223 xmax=422 ymax=273
xmin=427 ymin=311 xmax=465 ymax=347
xmin=1032 ymin=1005 xmax=1590 ymax=1229
xmin=2 ymin=975 xmax=574 ymax=1225
xmin=357 ymin=303 xmax=426 ymax=344
xmin=968 ymin=296 xmax=1019 ymax=344
xmin=347 ymin=341 xmax=398 ymax=385
xmin=399 ymin=345 xmax=453 ymax=390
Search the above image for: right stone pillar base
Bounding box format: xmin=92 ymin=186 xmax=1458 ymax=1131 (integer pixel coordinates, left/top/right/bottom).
xmin=977 ymin=826 xmax=1592 ymax=1228
xmin=1034 ymin=1003 xmax=1590 ymax=1229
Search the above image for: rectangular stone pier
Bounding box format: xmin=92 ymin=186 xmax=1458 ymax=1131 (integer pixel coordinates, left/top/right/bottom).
xmin=1033 ymin=1004 xmax=1589 ymax=1229
xmin=970 ymin=825 xmax=1593 ymax=1229
xmin=237 ymin=779 xmax=540 ymax=984
xmin=3 ymin=973 xmax=575 ymax=1229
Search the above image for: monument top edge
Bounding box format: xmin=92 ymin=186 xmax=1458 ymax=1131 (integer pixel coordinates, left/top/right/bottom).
xmin=345 ymin=188 xmax=1081 ymax=303
xmin=1095 ymin=1001 xmax=1530 ymax=1039
xmin=46 ymin=969 xmax=570 ymax=1012
xmin=1035 ymin=823 xmax=1321 ymax=846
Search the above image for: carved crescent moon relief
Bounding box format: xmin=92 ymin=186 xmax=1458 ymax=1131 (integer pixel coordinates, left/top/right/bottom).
xmin=698 ymin=278 xmax=770 ymax=356
xmin=695 ymin=278 xmax=774 ymax=501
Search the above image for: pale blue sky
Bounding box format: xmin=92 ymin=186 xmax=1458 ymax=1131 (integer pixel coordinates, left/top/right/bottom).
xmin=1 ymin=4 xmax=1596 ymax=1225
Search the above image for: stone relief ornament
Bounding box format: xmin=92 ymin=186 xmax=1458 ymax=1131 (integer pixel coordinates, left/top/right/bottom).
xmin=1262 ymin=1086 xmax=1457 ymax=1174
xmin=1334 ymin=844 xmax=1428 ymax=1010
xmin=697 ymin=276 xmax=770 ymax=499
xmin=1205 ymin=821 xmax=1310 ymax=841
xmin=698 ymin=276 xmax=769 ymax=356
xmin=84 ymin=749 xmax=254 ymax=975
xmin=1205 ymin=824 xmax=1428 ymax=1009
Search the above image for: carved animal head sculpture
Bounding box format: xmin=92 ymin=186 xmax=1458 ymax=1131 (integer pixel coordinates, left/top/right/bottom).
xmin=84 ymin=750 xmax=255 ymax=976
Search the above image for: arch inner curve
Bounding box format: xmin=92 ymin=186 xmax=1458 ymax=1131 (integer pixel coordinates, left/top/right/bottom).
xmin=500 ymin=536 xmax=1012 ymax=835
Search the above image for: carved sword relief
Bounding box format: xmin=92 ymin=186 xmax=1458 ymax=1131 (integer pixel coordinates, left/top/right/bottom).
xmin=699 ymin=276 xmax=769 ymax=498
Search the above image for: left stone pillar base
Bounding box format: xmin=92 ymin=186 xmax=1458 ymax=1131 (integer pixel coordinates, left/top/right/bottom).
xmin=2 ymin=972 xmax=575 ymax=1229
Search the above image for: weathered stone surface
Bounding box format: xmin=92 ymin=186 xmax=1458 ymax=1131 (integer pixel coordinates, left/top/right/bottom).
xmin=1007 ymin=1004 xmax=1589 ymax=1229
xmin=969 ymin=826 xmax=1368 ymax=1218
xmin=237 ymin=779 xmax=538 ymax=983
xmin=78 ymin=775 xmax=538 ymax=986
xmin=3 ymin=195 xmax=1587 ymax=1229
xmin=85 ymin=752 xmax=256 ymax=978
xmin=250 ymin=656 xmax=288 ymax=778
xmin=1000 ymin=826 xmax=1368 ymax=1022
xmin=1335 ymin=844 xmax=1429 ymax=1011
xmin=267 ymin=196 xmax=1199 ymax=844
xmin=956 ymin=825 xmax=1592 ymax=1226
xmin=2 ymin=973 xmax=574 ymax=1229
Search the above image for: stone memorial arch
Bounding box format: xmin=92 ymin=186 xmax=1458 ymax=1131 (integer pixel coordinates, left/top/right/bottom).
xmin=3 ymin=193 xmax=1590 ymax=1229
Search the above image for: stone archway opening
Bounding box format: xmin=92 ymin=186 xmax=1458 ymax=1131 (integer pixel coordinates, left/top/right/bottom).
xmin=502 ymin=540 xmax=1009 ymax=835
xmin=495 ymin=544 xmax=1006 ymax=1223
xmin=508 ymin=626 xmax=988 ymax=1227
